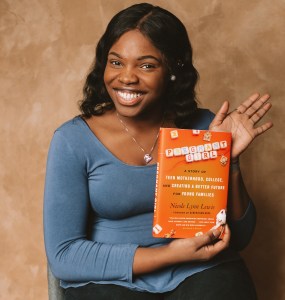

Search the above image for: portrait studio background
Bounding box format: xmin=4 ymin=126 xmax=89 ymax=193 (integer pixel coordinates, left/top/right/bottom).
xmin=1 ymin=0 xmax=284 ymax=299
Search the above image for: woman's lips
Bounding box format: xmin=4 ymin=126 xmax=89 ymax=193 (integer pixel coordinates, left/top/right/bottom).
xmin=115 ymin=90 xmax=144 ymax=106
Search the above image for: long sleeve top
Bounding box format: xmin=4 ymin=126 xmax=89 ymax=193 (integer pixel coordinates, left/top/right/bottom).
xmin=43 ymin=109 xmax=256 ymax=292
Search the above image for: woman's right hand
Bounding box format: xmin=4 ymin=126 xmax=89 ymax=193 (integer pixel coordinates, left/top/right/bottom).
xmin=133 ymin=225 xmax=230 ymax=275
xmin=166 ymin=225 xmax=230 ymax=264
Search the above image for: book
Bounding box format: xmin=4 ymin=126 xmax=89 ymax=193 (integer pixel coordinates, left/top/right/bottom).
xmin=153 ymin=128 xmax=232 ymax=238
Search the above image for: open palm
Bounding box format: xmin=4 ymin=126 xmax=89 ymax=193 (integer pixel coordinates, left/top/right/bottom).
xmin=209 ymin=93 xmax=273 ymax=159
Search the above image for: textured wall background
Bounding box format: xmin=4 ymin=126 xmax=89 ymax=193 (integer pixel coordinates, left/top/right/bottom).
xmin=0 ymin=0 xmax=284 ymax=299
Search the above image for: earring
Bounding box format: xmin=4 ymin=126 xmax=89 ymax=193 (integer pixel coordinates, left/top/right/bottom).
xmin=170 ymin=74 xmax=176 ymax=81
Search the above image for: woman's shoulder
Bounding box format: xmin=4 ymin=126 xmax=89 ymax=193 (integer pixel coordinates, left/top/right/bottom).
xmin=53 ymin=116 xmax=89 ymax=139
xmin=55 ymin=116 xmax=84 ymax=133
xmin=51 ymin=116 xmax=91 ymax=149
xmin=48 ymin=116 xmax=95 ymax=163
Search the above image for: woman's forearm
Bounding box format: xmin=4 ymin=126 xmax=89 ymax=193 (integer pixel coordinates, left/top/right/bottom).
xmin=133 ymin=245 xmax=172 ymax=275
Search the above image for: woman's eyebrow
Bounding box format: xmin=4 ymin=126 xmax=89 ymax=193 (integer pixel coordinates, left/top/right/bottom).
xmin=108 ymin=52 xmax=161 ymax=63
xmin=137 ymin=55 xmax=161 ymax=63
xmin=108 ymin=51 xmax=122 ymax=58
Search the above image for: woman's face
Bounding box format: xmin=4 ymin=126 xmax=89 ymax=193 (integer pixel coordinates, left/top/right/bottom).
xmin=104 ymin=29 xmax=169 ymax=118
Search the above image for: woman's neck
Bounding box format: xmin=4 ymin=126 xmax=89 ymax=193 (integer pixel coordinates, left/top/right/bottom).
xmin=114 ymin=107 xmax=166 ymax=132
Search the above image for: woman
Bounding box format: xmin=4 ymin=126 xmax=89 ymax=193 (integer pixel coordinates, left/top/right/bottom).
xmin=44 ymin=3 xmax=272 ymax=299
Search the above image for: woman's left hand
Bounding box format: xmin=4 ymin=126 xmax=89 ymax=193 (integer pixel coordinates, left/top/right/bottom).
xmin=209 ymin=93 xmax=273 ymax=160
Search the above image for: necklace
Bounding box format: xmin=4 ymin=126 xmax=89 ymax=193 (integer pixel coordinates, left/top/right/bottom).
xmin=116 ymin=112 xmax=163 ymax=164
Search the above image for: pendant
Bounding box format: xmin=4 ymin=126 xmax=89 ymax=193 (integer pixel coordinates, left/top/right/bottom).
xmin=144 ymin=154 xmax=153 ymax=164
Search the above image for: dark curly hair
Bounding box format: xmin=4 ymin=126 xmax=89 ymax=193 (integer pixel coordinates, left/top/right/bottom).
xmin=80 ymin=3 xmax=199 ymax=128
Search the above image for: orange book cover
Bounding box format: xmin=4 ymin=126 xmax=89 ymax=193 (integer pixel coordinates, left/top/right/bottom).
xmin=153 ymin=128 xmax=232 ymax=238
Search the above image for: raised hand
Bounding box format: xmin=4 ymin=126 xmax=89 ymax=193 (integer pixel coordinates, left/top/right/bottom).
xmin=209 ymin=93 xmax=273 ymax=160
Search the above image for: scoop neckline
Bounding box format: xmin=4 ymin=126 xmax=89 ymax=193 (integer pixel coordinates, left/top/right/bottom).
xmin=76 ymin=116 xmax=158 ymax=169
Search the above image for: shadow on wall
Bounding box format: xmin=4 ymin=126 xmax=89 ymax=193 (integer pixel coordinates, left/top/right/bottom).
xmin=240 ymin=136 xmax=285 ymax=300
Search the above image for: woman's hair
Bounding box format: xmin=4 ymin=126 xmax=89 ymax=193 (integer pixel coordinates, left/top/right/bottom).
xmin=80 ymin=3 xmax=199 ymax=128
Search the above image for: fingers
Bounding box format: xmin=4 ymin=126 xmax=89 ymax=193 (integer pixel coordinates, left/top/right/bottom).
xmin=235 ymin=93 xmax=259 ymax=114
xmin=190 ymin=230 xmax=218 ymax=252
xmin=208 ymin=225 xmax=230 ymax=250
xmin=254 ymin=120 xmax=274 ymax=137
xmin=250 ymin=101 xmax=272 ymax=124
xmin=236 ymin=93 xmax=270 ymax=118
xmin=209 ymin=101 xmax=229 ymax=130
xmin=195 ymin=225 xmax=230 ymax=249
xmin=234 ymin=93 xmax=273 ymax=134
xmin=199 ymin=228 xmax=221 ymax=245
xmin=217 ymin=224 xmax=230 ymax=245
xmin=235 ymin=93 xmax=262 ymax=114
xmin=188 ymin=225 xmax=230 ymax=261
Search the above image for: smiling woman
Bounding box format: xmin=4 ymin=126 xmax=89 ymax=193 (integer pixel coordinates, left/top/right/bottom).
xmin=43 ymin=3 xmax=272 ymax=300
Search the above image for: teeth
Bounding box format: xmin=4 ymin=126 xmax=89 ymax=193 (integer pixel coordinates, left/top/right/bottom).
xmin=118 ymin=91 xmax=142 ymax=100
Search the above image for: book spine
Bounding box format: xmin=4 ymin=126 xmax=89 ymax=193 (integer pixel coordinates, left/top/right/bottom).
xmin=152 ymin=128 xmax=164 ymax=236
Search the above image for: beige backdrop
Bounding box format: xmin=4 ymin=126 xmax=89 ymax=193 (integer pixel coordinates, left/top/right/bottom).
xmin=1 ymin=0 xmax=284 ymax=299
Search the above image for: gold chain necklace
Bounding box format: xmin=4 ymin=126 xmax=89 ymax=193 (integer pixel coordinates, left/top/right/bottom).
xmin=116 ymin=112 xmax=163 ymax=164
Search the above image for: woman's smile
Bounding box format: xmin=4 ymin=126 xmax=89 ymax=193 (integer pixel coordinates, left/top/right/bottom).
xmin=115 ymin=89 xmax=144 ymax=106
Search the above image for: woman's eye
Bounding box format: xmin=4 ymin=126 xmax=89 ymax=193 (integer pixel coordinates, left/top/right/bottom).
xmin=141 ymin=64 xmax=155 ymax=70
xmin=110 ymin=60 xmax=121 ymax=67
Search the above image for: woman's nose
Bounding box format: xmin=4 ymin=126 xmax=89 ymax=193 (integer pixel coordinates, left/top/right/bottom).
xmin=118 ymin=68 xmax=139 ymax=85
